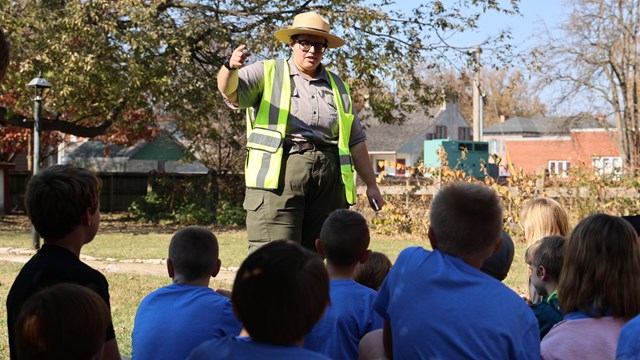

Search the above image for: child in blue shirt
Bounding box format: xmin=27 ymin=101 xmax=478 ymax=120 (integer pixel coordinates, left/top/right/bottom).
xmin=304 ymin=209 xmax=383 ymax=360
xmin=189 ymin=240 xmax=331 ymax=360
xmin=132 ymin=226 xmax=241 ymax=359
xmin=366 ymin=182 xmax=539 ymax=359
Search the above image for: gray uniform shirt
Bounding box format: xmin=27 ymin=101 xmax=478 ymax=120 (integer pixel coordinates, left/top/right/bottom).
xmin=232 ymin=58 xmax=366 ymax=147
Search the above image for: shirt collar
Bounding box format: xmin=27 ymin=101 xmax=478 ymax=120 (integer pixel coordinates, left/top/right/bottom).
xmin=287 ymin=58 xmax=329 ymax=83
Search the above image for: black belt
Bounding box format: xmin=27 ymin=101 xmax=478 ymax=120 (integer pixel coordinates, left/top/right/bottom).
xmin=287 ymin=142 xmax=333 ymax=154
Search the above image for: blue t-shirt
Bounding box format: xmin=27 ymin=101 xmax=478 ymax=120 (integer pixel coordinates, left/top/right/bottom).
xmin=188 ymin=336 xmax=331 ymax=360
xmin=132 ymin=283 xmax=241 ymax=360
xmin=617 ymin=314 xmax=640 ymax=359
xmin=375 ymin=247 xmax=540 ymax=360
xmin=304 ymin=279 xmax=383 ymax=359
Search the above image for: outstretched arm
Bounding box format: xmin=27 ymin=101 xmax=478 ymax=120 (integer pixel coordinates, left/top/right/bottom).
xmin=217 ymin=44 xmax=251 ymax=106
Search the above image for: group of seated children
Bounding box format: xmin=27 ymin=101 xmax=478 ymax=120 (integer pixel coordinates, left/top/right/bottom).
xmin=7 ymin=164 xmax=640 ymax=359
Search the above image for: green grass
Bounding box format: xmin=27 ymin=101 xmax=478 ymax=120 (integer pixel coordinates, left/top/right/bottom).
xmin=107 ymin=272 xmax=168 ymax=356
xmin=0 ymin=230 xmax=529 ymax=357
xmin=0 ymin=262 xmax=23 ymax=358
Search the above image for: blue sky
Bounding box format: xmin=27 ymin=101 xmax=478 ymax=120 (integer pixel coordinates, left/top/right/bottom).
xmin=390 ymin=0 xmax=567 ymax=50
xmin=447 ymin=0 xmax=566 ymax=50
xmin=388 ymin=0 xmax=574 ymax=113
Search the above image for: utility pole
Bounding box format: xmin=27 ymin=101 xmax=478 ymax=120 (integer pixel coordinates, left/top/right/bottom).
xmin=472 ymin=47 xmax=483 ymax=142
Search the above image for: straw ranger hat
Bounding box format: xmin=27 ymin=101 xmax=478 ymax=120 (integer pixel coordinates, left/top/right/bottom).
xmin=274 ymin=11 xmax=345 ymax=48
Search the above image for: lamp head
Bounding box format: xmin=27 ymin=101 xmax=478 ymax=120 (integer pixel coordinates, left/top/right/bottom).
xmin=27 ymin=76 xmax=52 ymax=90
xmin=27 ymin=74 xmax=52 ymax=98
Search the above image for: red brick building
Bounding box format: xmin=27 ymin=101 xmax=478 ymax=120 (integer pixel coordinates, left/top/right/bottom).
xmin=483 ymin=116 xmax=621 ymax=177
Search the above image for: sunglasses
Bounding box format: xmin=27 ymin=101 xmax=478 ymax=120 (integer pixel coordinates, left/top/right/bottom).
xmin=294 ymin=39 xmax=328 ymax=53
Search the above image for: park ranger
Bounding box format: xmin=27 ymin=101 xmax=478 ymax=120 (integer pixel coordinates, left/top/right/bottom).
xmin=217 ymin=11 xmax=383 ymax=252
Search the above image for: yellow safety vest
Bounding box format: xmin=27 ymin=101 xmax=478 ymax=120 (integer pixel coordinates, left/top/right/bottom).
xmin=245 ymin=59 xmax=357 ymax=205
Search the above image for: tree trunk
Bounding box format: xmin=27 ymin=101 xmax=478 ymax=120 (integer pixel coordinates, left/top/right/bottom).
xmin=206 ymin=168 xmax=219 ymax=225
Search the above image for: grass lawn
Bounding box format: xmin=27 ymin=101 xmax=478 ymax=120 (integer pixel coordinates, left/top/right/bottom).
xmin=0 ymin=229 xmax=528 ymax=357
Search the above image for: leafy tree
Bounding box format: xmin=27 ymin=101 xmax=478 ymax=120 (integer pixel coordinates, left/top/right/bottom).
xmin=1 ymin=0 xmax=520 ymax=138
xmin=0 ymin=0 xmax=521 ymax=216
xmin=424 ymin=68 xmax=546 ymax=127
xmin=535 ymin=0 xmax=640 ymax=174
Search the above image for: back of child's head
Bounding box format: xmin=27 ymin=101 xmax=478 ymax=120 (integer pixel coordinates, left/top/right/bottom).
xmin=429 ymin=182 xmax=503 ymax=258
xmin=525 ymin=235 xmax=565 ymax=283
xmin=520 ymin=197 xmax=569 ymax=245
xmin=232 ymin=240 xmax=329 ymax=345
xmin=319 ymin=209 xmax=370 ymax=266
xmin=481 ymin=231 xmax=515 ymax=281
xmin=353 ymin=251 xmax=392 ymax=290
xmin=169 ymin=226 xmax=219 ymax=281
xmin=15 ymin=283 xmax=110 ymax=360
xmin=559 ymin=214 xmax=640 ymax=319
xmin=25 ymin=164 xmax=101 ymax=241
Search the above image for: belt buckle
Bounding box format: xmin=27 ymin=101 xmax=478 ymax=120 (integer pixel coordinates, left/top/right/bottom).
xmin=290 ymin=142 xmax=315 ymax=154
xmin=307 ymin=143 xmax=316 ymax=152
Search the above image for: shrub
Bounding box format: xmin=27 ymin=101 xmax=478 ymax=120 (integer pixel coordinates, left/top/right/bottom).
xmin=215 ymin=201 xmax=245 ymax=227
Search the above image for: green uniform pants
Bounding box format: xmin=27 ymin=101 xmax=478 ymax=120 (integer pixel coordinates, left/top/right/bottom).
xmin=243 ymin=147 xmax=348 ymax=252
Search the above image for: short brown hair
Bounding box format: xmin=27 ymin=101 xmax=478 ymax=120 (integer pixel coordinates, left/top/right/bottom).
xmin=525 ymin=235 xmax=565 ymax=282
xmin=429 ymin=182 xmax=503 ymax=257
xmin=15 ymin=283 xmax=110 ymax=360
xmin=353 ymin=251 xmax=392 ymax=291
xmin=319 ymin=209 xmax=370 ymax=266
xmin=25 ymin=165 xmax=101 ymax=241
xmin=232 ymin=240 xmax=329 ymax=345
xmin=559 ymin=214 xmax=640 ymax=319
xmin=169 ymin=226 xmax=219 ymax=281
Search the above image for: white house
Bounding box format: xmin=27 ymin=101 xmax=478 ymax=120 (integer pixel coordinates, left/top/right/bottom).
xmin=364 ymin=101 xmax=472 ymax=176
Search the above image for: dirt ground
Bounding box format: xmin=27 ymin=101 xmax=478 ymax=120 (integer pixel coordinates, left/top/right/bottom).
xmin=0 ymin=214 xmax=238 ymax=283
xmin=0 ymin=247 xmax=238 ymax=283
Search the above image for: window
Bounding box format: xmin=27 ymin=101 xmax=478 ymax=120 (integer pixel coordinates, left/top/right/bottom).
xmin=489 ymin=139 xmax=499 ymax=154
xmin=548 ymin=160 xmax=570 ymax=178
xmin=376 ymin=159 xmax=385 ymax=174
xmin=425 ymin=132 xmax=434 ymax=140
xmin=434 ymin=125 xmax=448 ymax=139
xmin=592 ymin=156 xmax=623 ymax=177
xmin=396 ymin=159 xmax=406 ymax=176
xmin=458 ymin=126 xmax=472 ymax=140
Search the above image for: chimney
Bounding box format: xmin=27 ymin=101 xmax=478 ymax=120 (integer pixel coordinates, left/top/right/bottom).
xmin=500 ymin=114 xmax=509 ymax=123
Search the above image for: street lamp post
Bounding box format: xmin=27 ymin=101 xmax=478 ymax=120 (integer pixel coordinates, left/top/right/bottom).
xmin=27 ymin=74 xmax=51 ymax=250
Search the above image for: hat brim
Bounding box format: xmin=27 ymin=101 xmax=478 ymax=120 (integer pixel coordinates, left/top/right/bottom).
xmin=274 ymin=28 xmax=345 ymax=48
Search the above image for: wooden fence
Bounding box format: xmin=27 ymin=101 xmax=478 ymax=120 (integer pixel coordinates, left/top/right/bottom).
xmin=8 ymin=172 xmax=638 ymax=216
xmin=7 ymin=171 xmax=245 ymax=214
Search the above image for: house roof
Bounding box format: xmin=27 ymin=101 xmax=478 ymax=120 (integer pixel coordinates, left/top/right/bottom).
xmin=483 ymin=116 xmax=608 ymax=136
xmin=67 ymin=140 xmax=141 ymax=159
xmin=67 ymin=132 xmax=188 ymax=161
xmin=130 ymin=133 xmax=187 ymax=161
xmin=363 ymin=106 xmax=442 ymax=152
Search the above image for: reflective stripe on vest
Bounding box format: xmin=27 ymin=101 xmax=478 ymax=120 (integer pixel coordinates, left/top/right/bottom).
xmin=245 ymin=60 xmax=290 ymax=189
xmin=245 ymin=60 xmax=356 ymax=204
xmin=327 ymin=71 xmax=356 ymax=205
